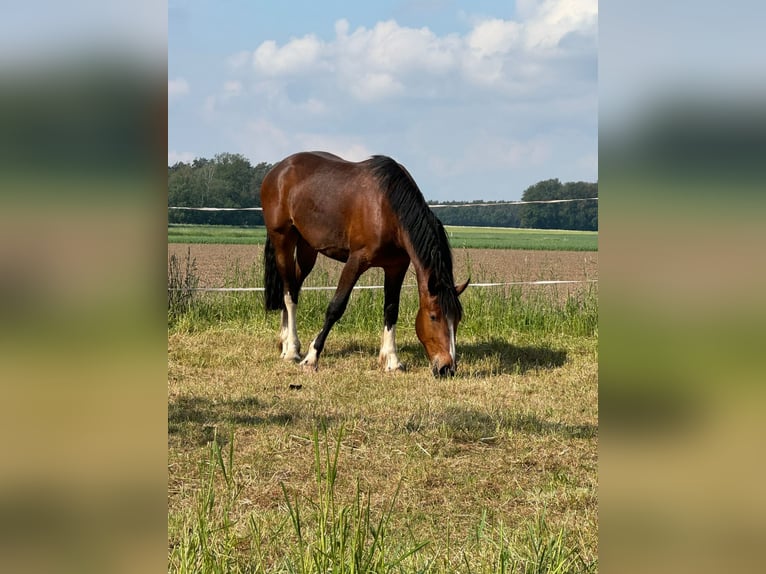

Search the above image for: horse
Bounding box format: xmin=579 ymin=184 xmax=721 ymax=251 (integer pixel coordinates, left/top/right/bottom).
xmin=260 ymin=151 xmax=469 ymax=376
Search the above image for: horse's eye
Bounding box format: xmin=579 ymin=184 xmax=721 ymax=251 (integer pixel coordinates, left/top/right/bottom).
xmin=430 ymin=314 xmax=437 ymax=321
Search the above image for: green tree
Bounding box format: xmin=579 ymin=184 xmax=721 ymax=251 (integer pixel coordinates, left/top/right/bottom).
xmin=519 ymin=179 xmax=563 ymax=229
xmin=519 ymin=179 xmax=597 ymax=231
xmin=168 ymin=154 xmax=273 ymax=225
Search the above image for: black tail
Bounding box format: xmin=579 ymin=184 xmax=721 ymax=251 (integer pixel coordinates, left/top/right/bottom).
xmin=263 ymin=237 xmax=284 ymax=311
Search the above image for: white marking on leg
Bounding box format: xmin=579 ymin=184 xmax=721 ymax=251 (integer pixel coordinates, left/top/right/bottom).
xmin=448 ymin=319 xmax=456 ymax=365
xmin=279 ymin=308 xmax=289 ymax=358
xmin=300 ymin=339 xmax=319 ymax=370
xmin=282 ymin=293 xmax=301 ymax=361
xmin=379 ymin=325 xmax=403 ymax=371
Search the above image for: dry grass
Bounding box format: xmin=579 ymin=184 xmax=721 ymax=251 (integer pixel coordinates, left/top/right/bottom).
xmin=167 ymin=246 xmax=597 ymax=571
xmin=169 ymin=327 xmax=597 ymax=571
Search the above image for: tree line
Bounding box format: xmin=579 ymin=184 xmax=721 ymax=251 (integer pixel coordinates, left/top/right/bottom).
xmin=168 ymin=154 xmax=597 ymax=230
xmin=433 ymin=180 xmax=598 ymax=230
xmin=168 ymin=153 xmax=270 ymax=226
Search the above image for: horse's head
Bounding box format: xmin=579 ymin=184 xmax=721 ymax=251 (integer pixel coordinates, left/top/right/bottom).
xmin=415 ymin=278 xmax=469 ymax=377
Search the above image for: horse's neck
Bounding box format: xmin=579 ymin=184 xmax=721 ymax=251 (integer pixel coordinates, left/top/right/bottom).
xmin=400 ymin=228 xmax=438 ymax=296
xmin=411 ymin=259 xmax=433 ymax=300
xmin=400 ymin=233 xmax=430 ymax=294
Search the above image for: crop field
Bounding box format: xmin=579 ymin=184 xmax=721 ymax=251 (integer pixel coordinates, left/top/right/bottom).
xmin=168 ymin=224 xmax=598 ymax=251
xmin=167 ymin=239 xmax=598 ymax=573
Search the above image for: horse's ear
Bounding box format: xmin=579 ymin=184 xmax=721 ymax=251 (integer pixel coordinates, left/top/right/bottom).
xmin=455 ymin=278 xmax=470 ymax=296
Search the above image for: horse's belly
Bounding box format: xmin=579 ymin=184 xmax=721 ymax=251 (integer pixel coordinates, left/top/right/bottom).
xmin=318 ymin=246 xmax=349 ymax=263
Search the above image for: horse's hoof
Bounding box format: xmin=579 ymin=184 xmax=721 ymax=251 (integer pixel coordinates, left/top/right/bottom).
xmin=300 ymin=361 xmax=318 ymax=373
xmin=282 ymin=346 xmax=301 ymax=362
xmin=383 ymin=363 xmax=405 ymax=373
xmin=299 ymin=347 xmax=319 ymax=371
xmin=379 ymin=355 xmax=405 ymax=372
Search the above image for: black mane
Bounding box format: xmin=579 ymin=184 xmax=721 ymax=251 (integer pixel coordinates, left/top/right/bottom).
xmin=368 ymin=155 xmax=462 ymax=322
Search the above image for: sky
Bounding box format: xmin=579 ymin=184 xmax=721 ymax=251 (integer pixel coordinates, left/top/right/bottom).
xmin=168 ymin=0 xmax=598 ymax=201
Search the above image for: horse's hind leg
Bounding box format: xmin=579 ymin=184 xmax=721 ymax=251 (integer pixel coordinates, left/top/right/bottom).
xmin=276 ymin=236 xmax=317 ymax=360
xmin=270 ymin=230 xmax=303 ymax=361
xmin=295 ymin=237 xmax=318 ymax=287
xmin=278 ymin=237 xmax=316 ymax=350
xmin=379 ymin=264 xmax=408 ymax=372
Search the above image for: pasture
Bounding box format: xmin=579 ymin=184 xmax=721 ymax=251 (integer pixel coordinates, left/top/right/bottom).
xmin=167 ymin=241 xmax=598 ymax=573
xmin=168 ymin=223 xmax=598 ymax=251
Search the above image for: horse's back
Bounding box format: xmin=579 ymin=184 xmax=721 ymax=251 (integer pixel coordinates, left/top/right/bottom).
xmin=262 ymin=151 xmax=356 ymax=200
xmin=262 ymin=151 xmax=364 ymax=217
xmin=261 ymin=152 xmax=402 ymax=261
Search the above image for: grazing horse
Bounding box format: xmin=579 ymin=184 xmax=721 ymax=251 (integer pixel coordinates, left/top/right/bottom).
xmin=261 ymin=151 xmax=468 ymax=376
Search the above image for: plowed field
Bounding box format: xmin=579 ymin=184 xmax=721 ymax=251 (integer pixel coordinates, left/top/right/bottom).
xmin=168 ymin=244 xmax=597 ymax=294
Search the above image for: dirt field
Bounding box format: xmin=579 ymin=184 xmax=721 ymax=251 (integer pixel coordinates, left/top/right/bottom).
xmin=168 ymin=244 xmax=597 ymax=293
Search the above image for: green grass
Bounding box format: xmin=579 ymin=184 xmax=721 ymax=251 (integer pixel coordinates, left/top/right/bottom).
xmin=168 ymin=224 xmax=598 ymax=251
xmin=168 ymin=251 xmax=598 ymax=573
xmin=168 ymin=224 xmax=268 ymax=245
xmin=446 ymin=226 xmax=597 ymax=251
xmin=169 ymin=427 xmax=596 ymax=573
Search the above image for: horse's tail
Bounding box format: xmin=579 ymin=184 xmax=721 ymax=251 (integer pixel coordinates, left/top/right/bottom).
xmin=263 ymin=236 xmax=284 ymax=311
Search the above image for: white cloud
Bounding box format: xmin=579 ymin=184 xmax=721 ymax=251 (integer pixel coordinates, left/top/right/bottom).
xmin=349 ymin=72 xmax=404 ymax=101
xmin=294 ymin=136 xmax=372 ymax=162
xmin=168 ymin=77 xmax=189 ymax=100
xmin=467 ymin=19 xmax=521 ymax=57
xmin=236 ymin=118 xmax=372 ymax=164
xmin=200 ymin=81 xmax=243 ymax=116
xmin=223 ymin=80 xmax=242 ymax=96
xmin=227 ymin=50 xmax=251 ymax=69
xmin=239 ymin=5 xmax=596 ymax=103
xmin=298 ymin=98 xmax=327 ymax=115
xmin=342 ymin=20 xmax=457 ymax=75
xmin=237 ymin=119 xmax=293 ymax=162
xmin=523 ymin=0 xmax=598 ymax=50
xmin=335 ymin=18 xmax=350 ymax=37
xmin=446 ymin=134 xmax=552 ymax=175
xmin=168 ymin=150 xmax=195 ymax=165
xmin=253 ymin=35 xmax=323 ymax=75
xmin=198 ymin=3 xmax=598 ymax=198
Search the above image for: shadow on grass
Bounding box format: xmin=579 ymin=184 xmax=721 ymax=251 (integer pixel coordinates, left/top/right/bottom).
xmin=460 ymin=338 xmax=567 ymax=375
xmin=169 ymin=395 xmax=303 ymax=446
xmin=330 ymin=341 xmax=380 ymax=360
xmin=407 ymin=406 xmax=597 ymax=442
xmin=329 ymin=338 xmax=567 ymax=377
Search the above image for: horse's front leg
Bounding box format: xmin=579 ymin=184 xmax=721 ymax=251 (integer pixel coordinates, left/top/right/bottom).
xmin=379 ymin=325 xmax=404 ymax=372
xmin=300 ymin=256 xmax=366 ymax=371
xmin=379 ymin=265 xmax=407 ymax=372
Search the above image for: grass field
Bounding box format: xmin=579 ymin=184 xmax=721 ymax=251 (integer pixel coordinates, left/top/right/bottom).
xmin=168 ymin=224 xmax=598 ymax=251
xmin=446 ymin=226 xmax=597 ymax=251
xmin=167 ymin=250 xmax=598 ymax=573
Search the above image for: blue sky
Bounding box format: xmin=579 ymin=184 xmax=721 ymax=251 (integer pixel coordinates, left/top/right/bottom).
xmin=169 ymin=0 xmax=597 ymax=201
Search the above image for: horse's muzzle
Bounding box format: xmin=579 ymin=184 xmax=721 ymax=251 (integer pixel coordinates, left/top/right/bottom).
xmin=433 ymin=362 xmax=456 ymax=378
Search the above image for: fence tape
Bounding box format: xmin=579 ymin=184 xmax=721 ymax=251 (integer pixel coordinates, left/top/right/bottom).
xmin=168 ymin=279 xmax=597 ymax=293
xmin=169 ymin=206 xmax=264 ymax=211
xmin=168 ymin=197 xmax=598 ymax=212
xmin=428 ymin=198 xmax=598 ymax=207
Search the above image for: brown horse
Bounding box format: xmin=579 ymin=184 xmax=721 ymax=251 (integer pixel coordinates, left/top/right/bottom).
xmin=261 ymin=151 xmax=469 ymax=376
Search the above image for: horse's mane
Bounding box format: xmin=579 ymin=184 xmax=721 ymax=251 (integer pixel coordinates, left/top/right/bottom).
xmin=368 ymin=155 xmax=462 ymax=322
